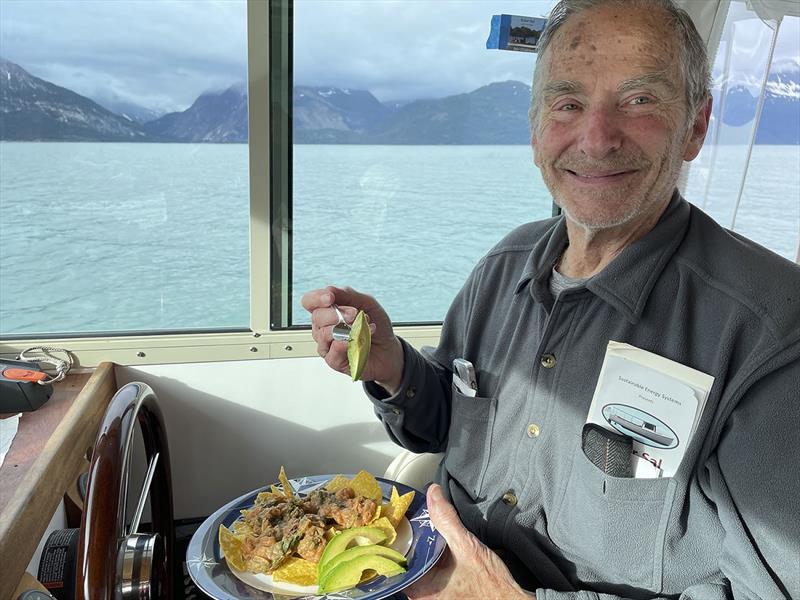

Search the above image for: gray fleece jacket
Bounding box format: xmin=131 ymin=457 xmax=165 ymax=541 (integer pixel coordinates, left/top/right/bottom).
xmin=368 ymin=193 xmax=800 ymax=599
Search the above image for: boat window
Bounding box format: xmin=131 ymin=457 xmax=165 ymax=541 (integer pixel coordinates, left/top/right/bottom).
xmin=683 ymin=2 xmax=800 ymax=263
xmin=271 ymin=0 xmax=558 ymax=328
xmin=0 ymin=0 xmax=251 ymax=337
xmin=1 ymin=0 xmax=796 ymax=358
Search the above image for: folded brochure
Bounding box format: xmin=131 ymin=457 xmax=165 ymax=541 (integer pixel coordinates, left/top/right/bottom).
xmin=585 ymin=341 xmax=715 ymax=478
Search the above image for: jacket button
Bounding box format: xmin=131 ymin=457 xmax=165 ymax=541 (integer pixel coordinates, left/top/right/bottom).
xmin=405 ymin=387 xmax=416 ymax=398
xmin=502 ymin=491 xmax=518 ymax=507
xmin=526 ymin=423 xmax=540 ymax=438
xmin=540 ymin=353 xmax=556 ymax=368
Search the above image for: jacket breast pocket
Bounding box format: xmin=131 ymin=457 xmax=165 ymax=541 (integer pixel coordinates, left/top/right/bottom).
xmin=549 ymin=442 xmax=676 ymax=590
xmin=443 ymin=383 xmax=497 ymax=500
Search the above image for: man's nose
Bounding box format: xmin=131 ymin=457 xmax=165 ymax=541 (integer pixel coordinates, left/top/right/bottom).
xmin=578 ymin=107 xmax=623 ymax=159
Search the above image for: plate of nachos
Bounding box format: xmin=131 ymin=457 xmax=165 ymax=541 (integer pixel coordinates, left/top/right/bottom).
xmin=187 ymin=468 xmax=445 ymax=599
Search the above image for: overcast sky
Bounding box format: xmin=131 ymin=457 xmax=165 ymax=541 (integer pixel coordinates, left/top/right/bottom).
xmin=0 ymin=0 xmax=797 ymax=113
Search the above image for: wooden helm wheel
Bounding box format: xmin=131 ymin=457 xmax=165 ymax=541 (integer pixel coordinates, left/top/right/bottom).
xmin=76 ymin=382 xmax=174 ymax=600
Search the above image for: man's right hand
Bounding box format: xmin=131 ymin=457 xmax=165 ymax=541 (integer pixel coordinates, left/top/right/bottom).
xmin=301 ymin=286 xmax=405 ymax=394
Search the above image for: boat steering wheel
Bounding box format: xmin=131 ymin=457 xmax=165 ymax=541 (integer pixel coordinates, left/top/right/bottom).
xmin=76 ymin=382 xmax=174 ymax=599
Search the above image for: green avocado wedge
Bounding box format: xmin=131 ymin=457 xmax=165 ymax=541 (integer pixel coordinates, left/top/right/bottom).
xmin=317 ymin=554 xmax=407 ymax=594
xmin=316 ymin=526 xmax=386 ymax=579
xmin=317 ymin=543 xmax=407 ymax=583
xmin=347 ymin=310 xmax=371 ymax=381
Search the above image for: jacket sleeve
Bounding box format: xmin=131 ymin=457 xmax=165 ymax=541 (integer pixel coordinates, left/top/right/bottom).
xmin=702 ymin=354 xmax=800 ymax=599
xmin=536 ymin=353 xmax=800 ymax=600
xmin=364 ymin=259 xmax=486 ymax=454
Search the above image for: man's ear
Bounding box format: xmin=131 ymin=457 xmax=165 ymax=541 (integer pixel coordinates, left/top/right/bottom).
xmin=532 ymin=132 xmax=542 ymax=168
xmin=683 ymin=96 xmax=713 ymax=162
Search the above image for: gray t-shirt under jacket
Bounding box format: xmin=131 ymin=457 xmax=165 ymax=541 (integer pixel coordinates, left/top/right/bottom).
xmin=366 ymin=193 xmax=800 ymax=600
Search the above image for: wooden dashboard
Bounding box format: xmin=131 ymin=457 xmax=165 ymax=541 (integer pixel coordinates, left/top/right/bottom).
xmin=0 ymin=363 xmax=116 ymax=600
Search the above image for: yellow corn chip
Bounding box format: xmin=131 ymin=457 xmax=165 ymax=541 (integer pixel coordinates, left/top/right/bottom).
xmin=279 ymin=466 xmax=295 ymax=498
xmin=324 ymin=474 xmax=352 ymax=493
xmin=232 ymin=520 xmax=253 ymax=536
xmin=256 ymin=490 xmax=283 ymax=504
xmin=369 ymin=516 xmax=397 ymax=545
xmin=350 ymin=470 xmax=382 ymax=503
xmin=218 ymin=525 xmax=247 ymax=571
xmin=387 ymin=486 xmax=415 ymax=527
xmin=272 ymin=556 xmax=319 ymax=586
xmin=369 ymin=504 xmax=382 ymax=522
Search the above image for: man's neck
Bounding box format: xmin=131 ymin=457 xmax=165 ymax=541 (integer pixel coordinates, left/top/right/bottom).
xmin=558 ymin=201 xmax=671 ymax=279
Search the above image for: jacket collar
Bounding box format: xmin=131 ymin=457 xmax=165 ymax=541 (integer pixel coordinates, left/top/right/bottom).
xmin=514 ymin=191 xmax=691 ymax=323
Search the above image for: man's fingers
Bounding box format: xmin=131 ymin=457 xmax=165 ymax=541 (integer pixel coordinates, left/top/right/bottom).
xmin=300 ymin=287 xmax=334 ymax=312
xmin=427 ymin=484 xmax=471 ymax=554
xmin=326 ymin=285 xmax=380 ymax=315
xmin=325 ymin=340 xmax=350 ymax=372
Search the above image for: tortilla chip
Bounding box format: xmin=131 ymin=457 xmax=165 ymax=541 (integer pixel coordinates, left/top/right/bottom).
xmin=279 ymin=466 xmax=295 ymax=498
xmin=232 ymin=520 xmax=253 ymax=536
xmin=270 ymin=484 xmax=283 ymax=496
xmin=350 ymin=470 xmax=382 ymax=503
xmin=271 ymin=556 xmax=319 ymax=586
xmin=324 ymin=474 xmax=351 ymax=493
xmin=256 ymin=490 xmax=283 ymax=504
xmin=369 ymin=516 xmax=397 ymax=545
xmin=386 ymin=486 xmax=415 ymax=527
xmin=369 ymin=504 xmax=381 ymax=523
xmin=218 ymin=525 xmax=247 ymax=571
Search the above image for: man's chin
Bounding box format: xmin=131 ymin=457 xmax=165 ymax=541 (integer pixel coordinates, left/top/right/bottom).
xmin=559 ymin=203 xmax=642 ymax=231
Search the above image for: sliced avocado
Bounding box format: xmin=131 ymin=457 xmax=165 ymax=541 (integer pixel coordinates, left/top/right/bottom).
xmin=347 ymin=310 xmax=371 ymax=381
xmin=317 ymin=554 xmax=407 ymax=594
xmin=317 ymin=526 xmax=387 ymax=577
xmin=318 ymin=543 xmax=407 ymax=582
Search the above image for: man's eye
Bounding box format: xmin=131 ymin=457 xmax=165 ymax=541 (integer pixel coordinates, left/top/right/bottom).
xmin=557 ymin=102 xmax=579 ymax=111
xmin=629 ymin=96 xmax=652 ymax=105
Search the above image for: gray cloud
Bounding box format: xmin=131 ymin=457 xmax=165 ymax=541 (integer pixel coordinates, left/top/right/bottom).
xmin=293 ymin=0 xmax=552 ymax=101
xmin=1 ymin=0 xmax=796 ymax=112
xmin=1 ymin=0 xmax=248 ymax=111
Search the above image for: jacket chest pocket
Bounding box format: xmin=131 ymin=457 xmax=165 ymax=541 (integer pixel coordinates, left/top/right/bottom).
xmin=443 ymin=383 xmax=497 ymax=500
xmin=549 ymin=442 xmax=676 ymax=590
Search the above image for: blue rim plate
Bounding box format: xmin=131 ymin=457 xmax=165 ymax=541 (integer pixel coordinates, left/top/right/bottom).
xmin=187 ymin=474 xmax=446 ymax=600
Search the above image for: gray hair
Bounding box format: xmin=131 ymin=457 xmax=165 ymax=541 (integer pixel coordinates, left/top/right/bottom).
xmin=529 ymin=0 xmax=711 ymax=134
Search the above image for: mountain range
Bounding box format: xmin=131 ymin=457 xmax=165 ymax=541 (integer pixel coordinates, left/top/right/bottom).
xmin=1 ymin=57 xmax=798 ymax=144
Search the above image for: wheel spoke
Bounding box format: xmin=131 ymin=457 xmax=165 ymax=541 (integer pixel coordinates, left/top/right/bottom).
xmin=129 ymin=452 xmax=160 ymax=536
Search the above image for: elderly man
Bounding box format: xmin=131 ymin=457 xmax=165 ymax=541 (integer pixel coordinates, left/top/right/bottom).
xmin=303 ymin=0 xmax=800 ymax=598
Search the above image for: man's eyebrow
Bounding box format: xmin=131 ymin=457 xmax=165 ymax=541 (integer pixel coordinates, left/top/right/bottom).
xmin=617 ymin=72 xmax=678 ymax=94
xmin=541 ymin=80 xmax=584 ymax=100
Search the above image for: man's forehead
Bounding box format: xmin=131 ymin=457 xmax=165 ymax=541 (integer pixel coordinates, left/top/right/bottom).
xmin=549 ymin=3 xmax=675 ymax=53
xmin=541 ymin=5 xmax=679 ymax=81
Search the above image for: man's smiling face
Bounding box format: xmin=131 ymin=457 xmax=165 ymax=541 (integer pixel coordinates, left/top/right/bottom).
xmin=532 ymin=3 xmax=709 ymax=232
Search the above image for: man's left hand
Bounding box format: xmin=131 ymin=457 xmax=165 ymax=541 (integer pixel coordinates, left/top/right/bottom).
xmin=404 ymin=484 xmax=536 ymax=600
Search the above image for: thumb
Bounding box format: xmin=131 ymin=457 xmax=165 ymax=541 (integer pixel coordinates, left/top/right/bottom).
xmin=427 ymin=484 xmax=470 ymax=552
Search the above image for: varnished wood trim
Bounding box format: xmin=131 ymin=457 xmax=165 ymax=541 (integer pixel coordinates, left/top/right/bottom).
xmin=0 ymin=362 xmax=117 ymax=600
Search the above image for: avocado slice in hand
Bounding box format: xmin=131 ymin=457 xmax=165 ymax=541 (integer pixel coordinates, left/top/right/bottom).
xmin=347 ymin=310 xmax=371 ymax=381
xmin=317 ymin=553 xmax=407 ymax=594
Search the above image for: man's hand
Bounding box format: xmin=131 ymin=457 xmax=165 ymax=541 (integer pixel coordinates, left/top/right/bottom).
xmin=405 ymin=484 xmax=536 ymax=600
xmin=301 ymin=286 xmax=404 ymax=392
